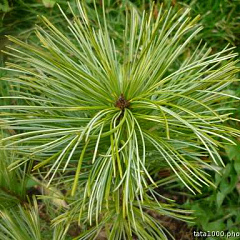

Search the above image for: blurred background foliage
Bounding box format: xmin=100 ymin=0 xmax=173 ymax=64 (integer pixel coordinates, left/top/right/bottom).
xmin=0 ymin=0 xmax=239 ymax=239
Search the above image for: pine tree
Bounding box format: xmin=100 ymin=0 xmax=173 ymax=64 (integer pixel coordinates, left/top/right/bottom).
xmin=0 ymin=1 xmax=239 ymax=239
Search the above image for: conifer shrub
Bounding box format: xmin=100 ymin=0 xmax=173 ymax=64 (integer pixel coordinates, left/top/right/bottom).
xmin=0 ymin=1 xmax=239 ymax=239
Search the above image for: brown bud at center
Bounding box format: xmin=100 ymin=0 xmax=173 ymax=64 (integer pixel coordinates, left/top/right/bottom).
xmin=115 ymin=93 xmax=130 ymax=110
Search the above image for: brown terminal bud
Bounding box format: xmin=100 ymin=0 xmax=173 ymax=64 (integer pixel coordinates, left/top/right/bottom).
xmin=115 ymin=94 xmax=130 ymax=110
